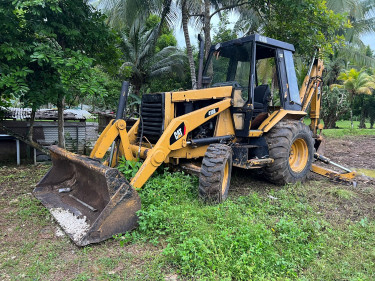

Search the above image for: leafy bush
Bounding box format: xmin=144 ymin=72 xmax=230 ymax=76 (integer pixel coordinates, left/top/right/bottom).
xmin=115 ymin=170 xmax=325 ymax=279
xmin=117 ymin=157 xmax=142 ymax=181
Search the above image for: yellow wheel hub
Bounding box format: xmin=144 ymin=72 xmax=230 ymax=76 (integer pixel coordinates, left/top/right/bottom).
xmin=289 ymin=138 xmax=308 ymax=173
xmin=222 ymin=161 xmax=229 ymax=194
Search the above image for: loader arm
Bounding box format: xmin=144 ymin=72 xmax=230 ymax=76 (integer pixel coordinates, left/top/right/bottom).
xmin=130 ymin=98 xmax=232 ymax=189
xmin=89 ymin=119 xmax=135 ymax=163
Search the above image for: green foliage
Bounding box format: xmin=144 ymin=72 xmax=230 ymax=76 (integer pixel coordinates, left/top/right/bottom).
xmin=212 ymin=12 xmax=237 ymax=44
xmin=321 ymin=86 xmax=350 ymax=129
xmin=117 ymin=157 xmax=142 ymax=181
xmin=78 ymin=67 xmax=121 ymax=110
xmin=331 ymin=68 xmax=375 ymax=128
xmin=119 ymin=16 xmax=186 ymax=95
xmin=115 ymin=172 xmax=326 ymax=279
xmin=0 ymin=0 xmax=120 ymax=109
xmin=237 ymin=0 xmax=348 ymax=57
xmin=334 ymin=68 xmax=375 ymax=98
xmin=365 ymin=46 xmax=374 ymax=58
xmin=146 ymin=14 xmax=177 ymax=53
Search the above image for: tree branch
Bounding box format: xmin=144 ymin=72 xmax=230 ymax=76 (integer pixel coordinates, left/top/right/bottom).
xmin=189 ymin=13 xmax=204 ymax=17
xmin=209 ymin=2 xmax=250 ymax=19
xmin=0 ymin=124 xmax=50 ymax=155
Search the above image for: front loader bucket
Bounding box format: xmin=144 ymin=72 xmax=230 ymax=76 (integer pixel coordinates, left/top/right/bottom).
xmin=33 ymin=145 xmax=141 ymax=246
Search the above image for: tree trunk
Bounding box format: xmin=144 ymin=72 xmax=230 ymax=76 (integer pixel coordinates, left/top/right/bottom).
xmin=350 ymin=110 xmax=353 ymax=129
xmin=321 ymin=111 xmax=338 ymax=129
xmin=359 ymin=95 xmax=367 ymax=129
xmin=134 ymin=82 xmax=142 ymax=97
xmin=182 ymin=1 xmax=197 ymax=89
xmin=0 ymin=124 xmax=50 ymax=155
xmin=57 ymin=93 xmax=65 ymax=148
xmin=203 ymin=0 xmax=211 ymax=60
xmin=28 ymin=108 xmax=36 ymax=143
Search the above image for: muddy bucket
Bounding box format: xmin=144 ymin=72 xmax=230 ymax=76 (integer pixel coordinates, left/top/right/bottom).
xmin=33 ymin=145 xmax=141 ymax=246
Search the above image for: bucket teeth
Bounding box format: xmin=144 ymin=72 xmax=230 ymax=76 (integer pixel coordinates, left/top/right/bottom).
xmin=33 ymin=145 xmax=141 ymax=246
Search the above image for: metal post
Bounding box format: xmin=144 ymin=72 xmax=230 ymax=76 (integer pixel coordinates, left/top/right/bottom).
xmin=115 ymin=81 xmax=130 ymax=120
xmin=197 ymin=34 xmax=204 ymax=89
xmin=34 ymin=148 xmax=37 ymax=165
xmin=76 ymin=125 xmax=79 ymax=153
xmin=16 ymin=139 xmax=20 ymax=165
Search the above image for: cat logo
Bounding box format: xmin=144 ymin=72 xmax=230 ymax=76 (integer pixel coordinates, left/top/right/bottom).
xmin=205 ymin=108 xmax=219 ymax=118
xmin=170 ymin=122 xmax=186 ymax=145
xmin=174 ymin=128 xmax=183 ymax=140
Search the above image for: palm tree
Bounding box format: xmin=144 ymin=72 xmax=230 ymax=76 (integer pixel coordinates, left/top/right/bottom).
xmin=97 ymin=0 xmax=176 ymax=59
xmin=97 ymin=0 xmax=176 ymax=31
xmin=332 ymin=68 xmax=375 ymax=128
xmin=180 ymin=0 xmax=203 ymax=89
xmin=119 ymin=17 xmax=186 ymax=96
xmin=326 ymin=0 xmax=375 ymax=67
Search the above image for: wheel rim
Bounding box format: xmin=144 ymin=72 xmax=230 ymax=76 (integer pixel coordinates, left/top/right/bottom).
xmin=289 ymin=138 xmax=308 ymax=173
xmin=221 ymin=161 xmax=229 ymax=194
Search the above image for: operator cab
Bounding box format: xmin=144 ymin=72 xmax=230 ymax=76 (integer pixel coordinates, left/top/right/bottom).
xmin=203 ymin=34 xmax=301 ymax=137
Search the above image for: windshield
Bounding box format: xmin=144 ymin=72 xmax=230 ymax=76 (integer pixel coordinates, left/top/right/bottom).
xmin=204 ymin=42 xmax=253 ymax=93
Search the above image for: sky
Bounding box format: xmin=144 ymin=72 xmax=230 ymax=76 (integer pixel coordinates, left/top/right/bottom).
xmin=174 ymin=11 xmax=238 ymax=48
xmin=361 ymin=34 xmax=375 ymax=50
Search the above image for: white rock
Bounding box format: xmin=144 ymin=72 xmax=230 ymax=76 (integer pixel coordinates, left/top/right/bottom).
xmin=50 ymin=208 xmax=90 ymax=241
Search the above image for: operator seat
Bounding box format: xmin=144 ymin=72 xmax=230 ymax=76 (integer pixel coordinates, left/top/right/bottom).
xmin=251 ymin=84 xmax=271 ymax=129
xmin=253 ymin=84 xmax=271 ymax=113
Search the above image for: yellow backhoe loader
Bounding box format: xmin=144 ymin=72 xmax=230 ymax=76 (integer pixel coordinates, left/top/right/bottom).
xmin=34 ymin=34 xmax=356 ymax=246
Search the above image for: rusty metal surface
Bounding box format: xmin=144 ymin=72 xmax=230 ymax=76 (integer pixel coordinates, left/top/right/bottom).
xmin=311 ymin=164 xmax=357 ymax=184
xmin=33 ymin=145 xmax=141 ymax=246
xmin=233 ymin=158 xmax=274 ymax=169
xmin=180 ymin=162 xmax=201 ymax=176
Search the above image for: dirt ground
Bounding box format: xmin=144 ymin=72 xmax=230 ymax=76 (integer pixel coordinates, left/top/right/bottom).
xmin=230 ymin=135 xmax=375 ymax=224
xmin=323 ymin=135 xmax=375 ymax=170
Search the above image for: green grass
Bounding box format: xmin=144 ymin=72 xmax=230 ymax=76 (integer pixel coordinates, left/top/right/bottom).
xmin=114 ymin=170 xmax=375 ymax=280
xmin=356 ymin=168 xmax=375 ymax=178
xmin=328 ymin=188 xmax=355 ymax=199
xmin=324 ymin=119 xmax=375 ymax=137
xmin=304 ymin=119 xmax=375 ymax=138
xmin=2 ymin=164 xmax=375 ymax=280
xmin=323 ymin=128 xmax=375 ymax=138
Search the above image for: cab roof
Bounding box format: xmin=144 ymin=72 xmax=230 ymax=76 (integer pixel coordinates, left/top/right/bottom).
xmin=210 ymin=34 xmax=295 ymax=53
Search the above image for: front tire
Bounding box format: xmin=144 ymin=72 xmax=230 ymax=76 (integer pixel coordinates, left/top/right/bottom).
xmin=199 ymin=144 xmax=232 ymax=203
xmin=264 ymin=120 xmax=314 ymax=184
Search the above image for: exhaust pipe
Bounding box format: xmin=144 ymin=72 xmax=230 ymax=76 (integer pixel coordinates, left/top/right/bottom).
xmin=197 ymin=34 xmax=204 ymax=89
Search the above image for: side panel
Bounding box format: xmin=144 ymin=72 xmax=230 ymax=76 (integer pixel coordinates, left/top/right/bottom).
xmin=169 ymin=145 xmax=209 ymax=159
xmin=171 ymin=86 xmax=232 ymax=102
xmin=214 ymin=109 xmax=235 ymax=137
xmin=164 ymin=92 xmax=174 ymax=130
xmin=248 ymin=109 xmax=307 ymax=137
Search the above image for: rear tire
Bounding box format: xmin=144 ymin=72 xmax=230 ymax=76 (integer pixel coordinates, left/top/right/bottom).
xmin=199 ymin=144 xmax=232 ymax=203
xmin=263 ymin=120 xmax=314 ymax=184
